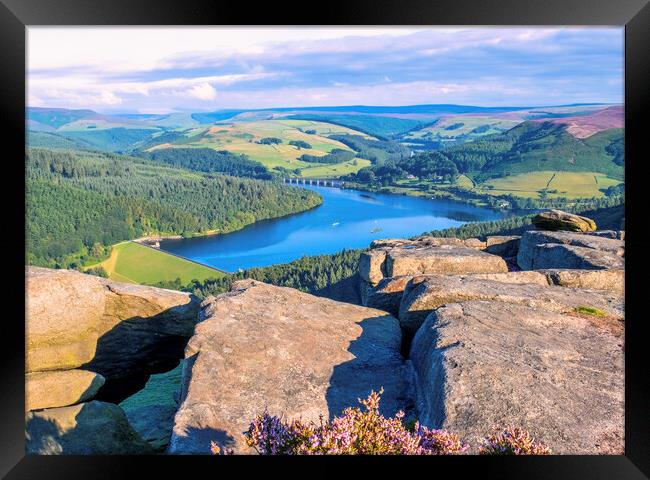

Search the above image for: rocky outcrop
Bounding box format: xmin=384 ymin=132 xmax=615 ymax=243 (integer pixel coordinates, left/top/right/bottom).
xmin=358 ymin=249 xmax=388 ymax=285
xmin=356 ymin=215 xmax=624 ymax=455
xmin=168 ymin=280 xmax=410 ymax=454
xmin=365 ymin=271 xmax=549 ymax=319
xmin=541 ymin=268 xmax=624 ymax=295
xmin=532 ymin=209 xmax=597 ymax=232
xmin=26 ymin=370 xmax=105 ymax=411
xmin=26 ymin=267 xmax=200 ymax=402
xmin=517 ymin=230 xmax=624 ymax=271
xmin=361 ymin=236 xmax=517 ymax=287
xmin=25 ymin=267 xmax=202 ymax=455
xmin=410 ymin=301 xmax=623 ymax=454
xmin=385 ymin=244 xmax=508 ymax=278
xmin=398 ymin=274 xmax=623 ymax=336
xmin=25 ymin=401 xmax=153 ymax=455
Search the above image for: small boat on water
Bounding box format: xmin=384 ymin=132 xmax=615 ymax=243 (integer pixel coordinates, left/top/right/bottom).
xmin=371 ymin=227 xmax=383 ymax=233
xmin=332 ymin=222 xmax=340 ymax=227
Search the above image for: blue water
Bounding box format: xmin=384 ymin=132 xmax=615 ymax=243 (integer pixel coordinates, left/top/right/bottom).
xmin=159 ymin=185 xmax=512 ymax=272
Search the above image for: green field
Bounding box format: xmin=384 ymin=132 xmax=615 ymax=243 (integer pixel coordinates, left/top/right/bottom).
xmin=149 ymin=119 xmax=374 ymax=177
xmin=90 ymin=241 xmax=225 ymax=284
xmin=476 ymin=171 xmax=622 ymax=199
xmin=299 ymin=158 xmax=371 ymax=178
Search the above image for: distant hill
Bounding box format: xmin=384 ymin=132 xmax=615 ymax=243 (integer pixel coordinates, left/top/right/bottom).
xmin=27 ymin=107 xmax=100 ymax=129
xmin=445 ymin=121 xmax=624 ymax=182
xmin=287 ymin=114 xmax=425 ymax=138
xmin=531 ymin=106 xmax=624 ymax=138
xmin=27 ymin=131 xmax=96 ymax=150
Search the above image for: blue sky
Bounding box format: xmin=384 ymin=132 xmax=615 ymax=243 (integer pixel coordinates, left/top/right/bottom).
xmin=27 ymin=27 xmax=624 ymax=113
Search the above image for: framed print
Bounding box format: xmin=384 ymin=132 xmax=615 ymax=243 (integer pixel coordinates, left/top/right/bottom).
xmin=1 ymin=0 xmax=649 ymax=477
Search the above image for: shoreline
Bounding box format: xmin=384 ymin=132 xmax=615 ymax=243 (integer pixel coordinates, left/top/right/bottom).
xmin=133 ymin=194 xmax=325 ymax=246
xmin=135 ymin=241 xmax=231 ymax=276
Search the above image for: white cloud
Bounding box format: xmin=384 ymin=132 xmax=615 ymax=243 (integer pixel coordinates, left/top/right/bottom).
xmin=186 ymin=83 xmax=217 ymax=100
xmin=27 ymin=27 xmax=425 ymax=73
xmin=26 ymin=26 xmax=623 ymax=112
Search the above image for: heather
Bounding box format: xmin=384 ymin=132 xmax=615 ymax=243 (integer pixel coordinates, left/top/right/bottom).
xmin=221 ymin=390 xmax=551 ymax=455
xmin=479 ymin=426 xmax=552 ymax=455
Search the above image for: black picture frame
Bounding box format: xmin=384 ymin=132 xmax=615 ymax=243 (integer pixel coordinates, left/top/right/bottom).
xmin=2 ymin=0 xmax=648 ymax=477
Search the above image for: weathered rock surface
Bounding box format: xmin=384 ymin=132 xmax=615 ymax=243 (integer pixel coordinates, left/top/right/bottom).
xmin=524 ymin=244 xmax=624 ymax=271
xmin=398 ymin=274 xmax=623 ymax=336
xmin=485 ymin=235 xmax=520 ymax=257
xmin=364 ymin=275 xmax=414 ymax=316
xmin=410 ymin=301 xmax=624 ymax=454
xmin=26 ymin=267 xmax=200 ymax=401
xmin=587 ymin=230 xmax=624 ymax=240
xmin=358 ymin=249 xmax=387 ymax=285
xmin=363 ymin=271 xmax=549 ymax=316
xmin=26 ymin=370 xmax=105 ymax=411
xmin=532 ymin=209 xmax=597 ymax=232
xmin=168 ymin=280 xmax=410 ymax=454
xmin=25 ymin=401 xmax=153 ymax=454
xmin=541 ymin=268 xmax=624 ymax=295
xmin=386 ymin=245 xmax=508 ymax=278
xmin=517 ymin=231 xmax=624 ymax=270
xmin=125 ymin=405 xmax=177 ymax=452
xmin=468 ymin=271 xmax=550 ymax=285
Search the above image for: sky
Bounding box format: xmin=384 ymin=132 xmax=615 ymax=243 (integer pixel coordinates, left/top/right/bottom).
xmin=27 ymin=27 xmax=624 ymax=114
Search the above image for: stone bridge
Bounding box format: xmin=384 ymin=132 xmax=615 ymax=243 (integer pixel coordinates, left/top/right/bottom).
xmin=283 ymin=178 xmax=344 ymax=187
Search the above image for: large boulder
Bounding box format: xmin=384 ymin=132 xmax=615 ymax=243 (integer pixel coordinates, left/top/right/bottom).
xmin=410 ymin=301 xmax=623 ymax=454
xmin=541 ymin=268 xmax=624 ymax=295
xmin=25 ymin=401 xmax=153 ymax=455
xmin=26 ymin=267 xmax=200 ymax=402
xmin=523 ymin=244 xmax=624 ymax=271
xmin=363 ymin=271 xmax=549 ymax=316
xmin=26 ymin=370 xmax=105 ymax=411
xmin=517 ymin=231 xmax=624 ymax=270
xmin=358 ymin=249 xmax=387 ymax=285
xmin=168 ymin=280 xmax=410 ymax=454
xmin=532 ymin=209 xmax=597 ymax=232
xmin=398 ymin=274 xmax=623 ymax=337
xmin=385 ymin=245 xmax=508 ymax=278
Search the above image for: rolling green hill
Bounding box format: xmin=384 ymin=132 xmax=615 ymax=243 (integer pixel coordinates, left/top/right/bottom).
xmin=345 ymin=121 xmax=624 ymax=201
xmin=447 ymin=121 xmax=624 ymax=182
xmin=27 ymin=130 xmax=96 ymax=150
xmin=60 ymin=128 xmax=160 ymax=153
xmin=145 ymin=119 xmax=372 ymax=178
xmin=288 ymin=114 xmax=425 ymax=138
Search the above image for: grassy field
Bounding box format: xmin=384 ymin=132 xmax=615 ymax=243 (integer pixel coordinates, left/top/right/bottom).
xmin=299 ymin=158 xmax=371 ymax=178
xmin=149 ymin=119 xmax=374 ymax=177
xmin=476 ymin=171 xmax=622 ymax=199
xmin=455 ymin=174 xmax=475 ymax=189
xmin=89 ymin=241 xmax=224 ymax=285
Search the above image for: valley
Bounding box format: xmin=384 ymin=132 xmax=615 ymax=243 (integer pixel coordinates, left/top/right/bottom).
xmin=26 ymin=102 xmax=625 ymax=285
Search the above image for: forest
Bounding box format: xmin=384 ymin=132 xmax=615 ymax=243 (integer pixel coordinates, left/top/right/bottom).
xmin=139 ymin=148 xmax=273 ymax=179
xmin=299 ymin=148 xmax=356 ymax=164
xmin=26 ymin=148 xmax=322 ymax=268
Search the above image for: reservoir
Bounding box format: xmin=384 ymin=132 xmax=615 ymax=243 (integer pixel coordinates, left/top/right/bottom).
xmin=159 ymin=185 xmax=512 ymax=272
